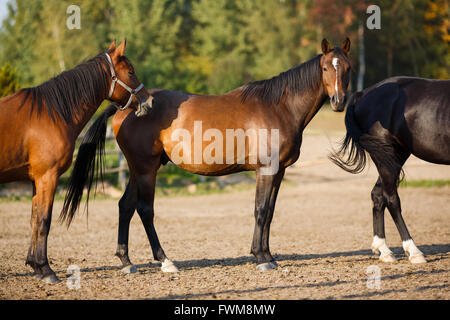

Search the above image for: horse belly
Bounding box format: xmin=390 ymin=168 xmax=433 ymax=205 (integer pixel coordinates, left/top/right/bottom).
xmin=0 ymin=166 xmax=30 ymax=184
xmin=411 ymin=134 xmax=450 ymax=164
xmin=0 ymin=134 xmax=30 ymax=182
xmin=161 ymin=122 xmax=285 ymax=176
xmin=404 ymin=99 xmax=450 ymax=164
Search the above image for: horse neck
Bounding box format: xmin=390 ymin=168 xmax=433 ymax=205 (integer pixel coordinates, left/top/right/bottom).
xmin=58 ymin=57 xmax=111 ymax=138
xmin=68 ymin=75 xmax=110 ymax=137
xmin=284 ymin=84 xmax=328 ymax=132
xmin=70 ymin=101 xmax=106 ymax=137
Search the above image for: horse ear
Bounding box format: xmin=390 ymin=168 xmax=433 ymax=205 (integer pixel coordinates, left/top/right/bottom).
xmin=108 ymin=40 xmax=116 ymax=52
xmin=117 ymin=38 xmax=127 ymax=56
xmin=342 ymin=37 xmax=351 ymax=54
xmin=321 ymin=38 xmax=331 ymax=54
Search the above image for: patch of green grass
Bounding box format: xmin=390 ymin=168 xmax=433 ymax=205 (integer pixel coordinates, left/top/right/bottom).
xmin=155 ymin=181 xmax=254 ymax=198
xmin=399 ymin=179 xmax=450 ymax=188
xmin=0 ymin=195 xmax=32 ymax=203
xmin=0 ymin=163 xmax=257 ymax=203
xmin=0 ymin=190 xmax=116 ymax=203
xmin=155 ymin=163 xmax=255 ymax=197
xmin=157 ymin=163 xmax=213 ymax=186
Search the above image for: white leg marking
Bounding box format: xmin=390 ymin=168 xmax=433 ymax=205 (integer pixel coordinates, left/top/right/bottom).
xmin=256 ymin=262 xmax=277 ymax=271
xmin=161 ymin=258 xmax=179 ymax=273
xmin=402 ymin=239 xmax=426 ymax=264
xmin=121 ymin=265 xmax=137 ymax=274
xmin=371 ymin=236 xmax=396 ymax=262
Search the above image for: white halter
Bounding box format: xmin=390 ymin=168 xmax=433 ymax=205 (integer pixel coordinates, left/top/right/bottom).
xmin=105 ymin=53 xmax=144 ymax=111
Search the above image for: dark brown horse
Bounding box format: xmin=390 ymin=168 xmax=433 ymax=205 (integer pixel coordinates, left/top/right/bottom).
xmin=330 ymin=77 xmax=450 ymax=264
xmin=0 ymin=39 xmax=152 ymax=283
xmin=62 ymin=38 xmax=351 ymax=272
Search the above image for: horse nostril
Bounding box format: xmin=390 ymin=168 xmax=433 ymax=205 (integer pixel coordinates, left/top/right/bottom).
xmin=331 ymin=95 xmax=336 ymax=104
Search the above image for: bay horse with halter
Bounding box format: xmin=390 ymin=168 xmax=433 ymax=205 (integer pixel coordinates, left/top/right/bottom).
xmin=0 ymin=39 xmax=152 ymax=283
xmin=330 ymin=77 xmax=450 ymax=264
xmin=61 ymin=38 xmax=352 ymax=272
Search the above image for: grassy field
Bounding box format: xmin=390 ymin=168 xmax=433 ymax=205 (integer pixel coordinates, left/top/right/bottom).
xmin=399 ymin=179 xmax=450 ymax=188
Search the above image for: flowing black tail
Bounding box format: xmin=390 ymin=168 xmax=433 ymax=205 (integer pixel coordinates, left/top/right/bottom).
xmin=329 ymin=92 xmax=404 ymax=182
xmin=329 ymin=92 xmax=368 ymax=174
xmin=59 ymin=104 xmax=118 ymax=226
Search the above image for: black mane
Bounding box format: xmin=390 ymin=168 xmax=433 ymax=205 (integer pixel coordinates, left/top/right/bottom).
xmin=241 ymin=54 xmax=323 ymax=106
xmin=19 ymin=52 xmax=111 ymax=123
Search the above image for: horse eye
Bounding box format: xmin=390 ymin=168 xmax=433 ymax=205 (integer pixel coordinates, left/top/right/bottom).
xmin=323 ymin=67 xmax=328 ymax=72
xmin=128 ymin=71 xmax=134 ymax=76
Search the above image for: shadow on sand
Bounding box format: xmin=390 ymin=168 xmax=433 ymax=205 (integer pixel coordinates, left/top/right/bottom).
xmin=2 ymin=243 xmax=448 ymax=281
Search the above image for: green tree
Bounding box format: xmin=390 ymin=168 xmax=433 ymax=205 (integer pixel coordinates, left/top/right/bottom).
xmin=237 ymin=0 xmax=301 ymax=80
xmin=191 ymin=0 xmax=247 ymax=93
xmin=422 ymin=0 xmax=450 ymax=78
xmin=0 ymin=0 xmax=41 ymax=85
xmin=0 ymin=63 xmax=20 ymax=97
xmin=364 ymin=0 xmax=450 ymax=85
xmin=191 ymin=0 xmax=309 ymax=94
xmin=0 ymin=0 xmax=111 ymax=86
xmin=109 ymin=0 xmax=189 ymax=91
xmin=0 ymin=0 xmax=447 ymax=95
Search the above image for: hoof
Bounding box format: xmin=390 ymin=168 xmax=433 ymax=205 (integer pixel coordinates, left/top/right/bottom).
xmin=121 ymin=265 xmax=137 ymax=274
xmin=379 ymin=253 xmax=397 ymax=263
xmin=42 ymin=274 xmax=61 ymax=284
xmin=32 ymin=272 xmax=43 ymax=280
xmin=161 ymin=259 xmax=179 ymax=273
xmin=256 ymin=262 xmax=277 ymax=271
xmin=270 ymin=261 xmax=279 ymax=268
xmin=409 ymin=254 xmax=427 ymax=264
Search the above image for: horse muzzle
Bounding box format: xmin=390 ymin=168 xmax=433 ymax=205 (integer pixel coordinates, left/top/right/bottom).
xmin=330 ymin=94 xmax=346 ymax=112
xmin=135 ymin=95 xmax=153 ymax=117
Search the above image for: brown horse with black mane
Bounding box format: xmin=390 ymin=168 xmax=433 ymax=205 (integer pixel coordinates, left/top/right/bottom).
xmin=62 ymin=38 xmax=351 ymax=273
xmin=0 ymin=39 xmax=152 ymax=283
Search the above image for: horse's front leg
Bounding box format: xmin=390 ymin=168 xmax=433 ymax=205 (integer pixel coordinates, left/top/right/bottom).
xmin=26 ymin=171 xmax=60 ymax=283
xmin=251 ymin=168 xmax=284 ymax=270
xmin=384 ymin=185 xmax=426 ymax=264
xmin=261 ymin=168 xmax=285 ymax=268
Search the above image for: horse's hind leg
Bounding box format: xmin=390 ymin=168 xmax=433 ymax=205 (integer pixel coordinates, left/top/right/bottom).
xmin=375 ymin=154 xmax=426 ymax=264
xmin=135 ymin=161 xmax=178 ymax=273
xmin=115 ymin=177 xmax=138 ymax=274
xmin=261 ymin=168 xmax=285 ymax=268
xmin=26 ymin=172 xmax=60 ymax=283
xmin=370 ymin=177 xmax=396 ymax=262
xmin=384 ymin=185 xmax=426 ymax=264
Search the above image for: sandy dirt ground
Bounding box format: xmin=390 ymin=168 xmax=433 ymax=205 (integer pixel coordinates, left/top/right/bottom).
xmin=0 ymin=129 xmax=449 ymax=300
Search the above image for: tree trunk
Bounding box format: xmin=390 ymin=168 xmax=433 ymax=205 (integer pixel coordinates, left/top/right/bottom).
xmin=52 ymin=24 xmax=66 ymax=72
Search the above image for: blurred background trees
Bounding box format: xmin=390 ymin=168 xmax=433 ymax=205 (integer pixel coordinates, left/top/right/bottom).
xmin=0 ymin=63 xmax=19 ymax=97
xmin=0 ymin=0 xmax=448 ymax=193
xmin=0 ymin=0 xmax=448 ymax=96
